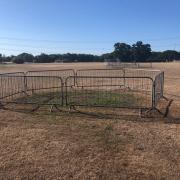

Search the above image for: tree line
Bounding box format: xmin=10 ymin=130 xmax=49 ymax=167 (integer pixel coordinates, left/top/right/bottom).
xmin=0 ymin=53 xmax=103 ymax=64
xmin=0 ymin=41 xmax=180 ymax=64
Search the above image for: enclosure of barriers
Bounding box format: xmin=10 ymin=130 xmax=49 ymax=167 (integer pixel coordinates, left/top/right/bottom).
xmin=105 ymin=61 xmax=153 ymax=69
xmin=0 ymin=68 xmax=165 ymax=115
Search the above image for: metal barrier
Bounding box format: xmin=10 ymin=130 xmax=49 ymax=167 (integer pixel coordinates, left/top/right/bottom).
xmin=25 ymin=76 xmax=63 ymax=105
xmin=0 ymin=75 xmax=26 ymax=103
xmin=106 ymin=62 xmax=138 ymax=69
xmin=0 ymin=76 xmax=63 ymax=107
xmin=0 ymin=72 xmax=26 ymax=103
xmin=65 ymin=76 xmax=153 ymax=109
xmin=153 ymin=71 xmax=165 ymax=107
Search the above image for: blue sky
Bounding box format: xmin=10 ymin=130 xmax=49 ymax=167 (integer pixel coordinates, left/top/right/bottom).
xmin=0 ymin=0 xmax=180 ymax=55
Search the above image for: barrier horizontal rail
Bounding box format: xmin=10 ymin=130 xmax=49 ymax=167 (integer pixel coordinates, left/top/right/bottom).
xmin=0 ymin=72 xmax=25 ymax=76
xmin=26 ymin=69 xmax=75 ymax=77
xmin=76 ymin=68 xmax=161 ymax=79
xmin=76 ymin=69 xmax=125 ymax=76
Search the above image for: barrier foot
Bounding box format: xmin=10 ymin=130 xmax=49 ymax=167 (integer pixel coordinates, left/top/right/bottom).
xmin=31 ymin=105 xmax=40 ymax=112
xmin=50 ymin=104 xmax=63 ymax=112
xmin=140 ymin=108 xmax=164 ymax=118
xmin=164 ymin=99 xmax=173 ymax=118
xmin=162 ymin=96 xmax=169 ymax=101
xmin=69 ymin=105 xmax=77 ymax=112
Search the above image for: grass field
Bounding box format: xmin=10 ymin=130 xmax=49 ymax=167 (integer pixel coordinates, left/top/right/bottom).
xmin=0 ymin=62 xmax=180 ymax=179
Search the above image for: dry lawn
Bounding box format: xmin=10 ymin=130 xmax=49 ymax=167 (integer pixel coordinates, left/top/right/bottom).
xmin=0 ymin=62 xmax=180 ymax=179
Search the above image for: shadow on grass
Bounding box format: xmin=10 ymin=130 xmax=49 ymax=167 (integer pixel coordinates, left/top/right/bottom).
xmin=3 ymin=104 xmax=166 ymax=123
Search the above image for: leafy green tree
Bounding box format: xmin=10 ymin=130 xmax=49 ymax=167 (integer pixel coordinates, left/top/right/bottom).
xmin=17 ymin=53 xmax=34 ymax=63
xmin=147 ymin=52 xmax=162 ymax=62
xmin=11 ymin=53 xmax=34 ymax=64
xmin=148 ymin=50 xmax=179 ymax=62
xmin=35 ymin=53 xmax=54 ymax=63
xmin=12 ymin=56 xmax=24 ymax=64
xmin=132 ymin=41 xmax=151 ymax=62
xmin=101 ymin=53 xmax=116 ymax=62
xmin=113 ymin=43 xmax=132 ymax=62
xmin=160 ymin=50 xmax=178 ymax=61
xmin=49 ymin=54 xmax=63 ymax=62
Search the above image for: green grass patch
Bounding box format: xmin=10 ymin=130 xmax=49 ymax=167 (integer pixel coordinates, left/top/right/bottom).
xmin=16 ymin=91 xmax=62 ymax=104
xmin=15 ymin=89 xmax=144 ymax=108
xmin=68 ymin=90 xmax=144 ymax=107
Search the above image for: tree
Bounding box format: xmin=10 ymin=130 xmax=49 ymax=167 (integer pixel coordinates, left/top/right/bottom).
xmin=3 ymin=41 xmax=180 ymax=64
xmin=35 ymin=53 xmax=54 ymax=63
xmin=12 ymin=56 xmax=24 ymax=64
xmin=148 ymin=50 xmax=179 ymax=62
xmin=160 ymin=50 xmax=178 ymax=62
xmin=132 ymin=41 xmax=151 ymax=62
xmin=11 ymin=53 xmax=34 ymax=64
xmin=17 ymin=53 xmax=34 ymax=63
xmin=49 ymin=54 xmax=62 ymax=62
xmin=148 ymin=52 xmax=162 ymax=62
xmin=113 ymin=43 xmax=132 ymax=62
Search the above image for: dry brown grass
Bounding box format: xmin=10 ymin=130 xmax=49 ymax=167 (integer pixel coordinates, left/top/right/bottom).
xmin=0 ymin=62 xmax=180 ymax=179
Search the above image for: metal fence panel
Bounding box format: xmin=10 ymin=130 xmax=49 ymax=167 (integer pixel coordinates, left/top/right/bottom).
xmin=106 ymin=62 xmax=138 ymax=69
xmin=65 ymin=76 xmax=153 ymax=109
xmin=0 ymin=75 xmax=26 ymax=103
xmin=153 ymin=72 xmax=164 ymax=107
xmin=24 ymin=76 xmax=63 ymax=105
xmin=0 ymin=76 xmax=63 ymax=106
